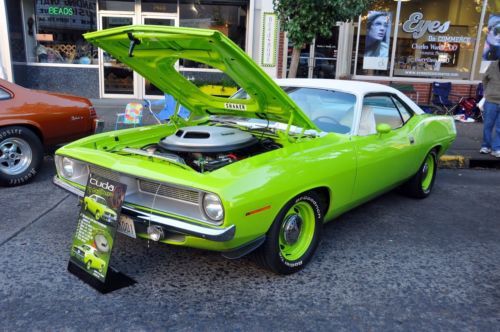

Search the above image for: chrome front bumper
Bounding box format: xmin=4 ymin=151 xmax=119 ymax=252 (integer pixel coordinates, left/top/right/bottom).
xmin=53 ymin=176 xmax=235 ymax=242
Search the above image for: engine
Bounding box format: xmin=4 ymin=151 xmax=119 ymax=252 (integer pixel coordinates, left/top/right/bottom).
xmin=141 ymin=126 xmax=280 ymax=172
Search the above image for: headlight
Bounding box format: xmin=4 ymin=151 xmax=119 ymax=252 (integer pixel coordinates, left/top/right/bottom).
xmin=62 ymin=157 xmax=74 ymax=177
xmin=202 ymin=193 xmax=224 ymax=221
xmin=55 ymin=155 xmax=89 ymax=186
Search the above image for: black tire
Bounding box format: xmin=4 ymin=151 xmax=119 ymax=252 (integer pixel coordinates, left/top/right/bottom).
xmin=0 ymin=126 xmax=43 ymax=187
xmin=95 ymin=211 xmax=101 ymax=221
xmin=255 ymin=192 xmax=323 ymax=275
xmin=401 ymin=150 xmax=438 ymax=199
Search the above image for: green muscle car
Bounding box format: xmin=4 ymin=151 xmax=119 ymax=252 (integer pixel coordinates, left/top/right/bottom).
xmin=72 ymin=244 xmax=106 ymax=273
xmin=54 ymin=26 xmax=456 ymax=274
xmin=83 ymin=194 xmax=117 ymax=223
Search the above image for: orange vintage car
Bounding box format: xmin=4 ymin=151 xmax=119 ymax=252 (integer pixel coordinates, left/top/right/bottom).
xmin=0 ymin=79 xmax=98 ymax=186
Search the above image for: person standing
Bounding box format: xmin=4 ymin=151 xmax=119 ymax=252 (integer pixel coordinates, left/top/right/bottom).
xmin=480 ymin=60 xmax=500 ymax=157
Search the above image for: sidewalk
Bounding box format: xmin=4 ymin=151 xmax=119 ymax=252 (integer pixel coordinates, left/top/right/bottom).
xmin=91 ymin=99 xmax=500 ymax=169
xmin=441 ymin=121 xmax=500 ymax=169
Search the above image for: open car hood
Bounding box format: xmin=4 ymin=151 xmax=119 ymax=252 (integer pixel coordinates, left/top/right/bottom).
xmin=84 ymin=25 xmax=317 ymax=130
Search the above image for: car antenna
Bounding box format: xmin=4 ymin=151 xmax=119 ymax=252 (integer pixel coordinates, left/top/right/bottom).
xmin=127 ymin=33 xmax=141 ymax=57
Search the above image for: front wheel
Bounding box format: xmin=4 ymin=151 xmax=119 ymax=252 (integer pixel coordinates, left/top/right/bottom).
xmin=401 ymin=150 xmax=437 ymax=199
xmin=0 ymin=126 xmax=43 ymax=187
xmin=255 ymin=192 xmax=323 ymax=274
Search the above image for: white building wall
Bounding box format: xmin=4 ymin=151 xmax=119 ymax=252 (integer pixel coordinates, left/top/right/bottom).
xmin=252 ymin=0 xmax=278 ymax=78
xmin=0 ymin=0 xmax=13 ymax=81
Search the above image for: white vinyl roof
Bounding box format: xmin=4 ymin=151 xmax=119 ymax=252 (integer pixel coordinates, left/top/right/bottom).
xmin=275 ymin=79 xmax=424 ymax=115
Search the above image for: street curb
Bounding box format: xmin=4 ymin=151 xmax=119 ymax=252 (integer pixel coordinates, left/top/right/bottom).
xmin=439 ymin=155 xmax=466 ymax=169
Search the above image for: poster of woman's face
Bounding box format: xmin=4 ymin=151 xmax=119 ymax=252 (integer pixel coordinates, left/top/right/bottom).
xmin=365 ymin=11 xmax=392 ymax=58
xmin=482 ymin=14 xmax=500 ymax=61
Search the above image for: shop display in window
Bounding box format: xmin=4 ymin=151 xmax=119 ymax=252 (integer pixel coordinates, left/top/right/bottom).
xmin=394 ymin=7 xmax=478 ymax=80
xmin=363 ymin=11 xmax=392 ymax=71
xmin=179 ymin=1 xmax=248 ymax=69
xmin=482 ymin=14 xmax=500 ymax=61
xmin=30 ymin=0 xmax=97 ymax=64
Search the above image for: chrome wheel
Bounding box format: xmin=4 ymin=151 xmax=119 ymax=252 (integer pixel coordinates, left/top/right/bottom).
xmin=0 ymin=138 xmax=33 ymax=176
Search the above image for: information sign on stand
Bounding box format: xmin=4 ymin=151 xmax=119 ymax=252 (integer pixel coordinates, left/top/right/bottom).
xmin=68 ymin=173 xmax=135 ymax=293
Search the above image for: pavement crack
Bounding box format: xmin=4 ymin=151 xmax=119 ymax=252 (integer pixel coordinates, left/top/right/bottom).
xmin=0 ymin=193 xmax=70 ymax=247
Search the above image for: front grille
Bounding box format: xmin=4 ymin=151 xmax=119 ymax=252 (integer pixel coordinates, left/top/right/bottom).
xmin=139 ymin=180 xmax=200 ymax=204
xmin=90 ymin=165 xmax=120 ymax=182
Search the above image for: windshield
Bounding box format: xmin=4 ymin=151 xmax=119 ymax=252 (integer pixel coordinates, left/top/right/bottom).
xmin=232 ymin=87 xmax=356 ymax=134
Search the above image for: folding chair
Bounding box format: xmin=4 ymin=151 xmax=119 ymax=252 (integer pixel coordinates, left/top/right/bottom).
xmin=115 ymin=102 xmax=143 ymax=130
xmin=431 ymin=82 xmax=463 ymax=115
xmin=145 ymin=93 xmax=190 ymax=124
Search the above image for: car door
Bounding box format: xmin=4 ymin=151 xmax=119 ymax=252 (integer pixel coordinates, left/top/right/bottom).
xmin=351 ymin=93 xmax=416 ymax=202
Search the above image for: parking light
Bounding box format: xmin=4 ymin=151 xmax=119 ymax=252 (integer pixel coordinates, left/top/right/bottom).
xmin=147 ymin=225 xmax=164 ymax=242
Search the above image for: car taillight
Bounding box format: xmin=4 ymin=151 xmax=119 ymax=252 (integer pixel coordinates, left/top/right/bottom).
xmin=89 ymin=105 xmax=97 ymax=131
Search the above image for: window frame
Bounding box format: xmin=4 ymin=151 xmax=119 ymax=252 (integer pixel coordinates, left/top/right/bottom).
xmin=362 ymin=92 xmax=414 ymax=132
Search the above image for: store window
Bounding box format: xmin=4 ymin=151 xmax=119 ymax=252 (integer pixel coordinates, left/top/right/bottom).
xmin=98 ymin=0 xmax=134 ymax=11
xmin=179 ymin=0 xmax=248 ymax=69
xmin=356 ymin=0 xmax=398 ymax=76
xmin=22 ymin=0 xmax=98 ymax=64
xmin=394 ymin=0 xmax=482 ymax=80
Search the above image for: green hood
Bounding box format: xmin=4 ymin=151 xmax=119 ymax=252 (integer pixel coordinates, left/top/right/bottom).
xmin=84 ymin=25 xmax=317 ymax=130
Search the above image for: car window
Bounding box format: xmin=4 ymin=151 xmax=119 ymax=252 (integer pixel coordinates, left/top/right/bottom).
xmin=391 ymin=97 xmax=413 ymax=123
xmin=0 ymin=88 xmax=11 ymax=100
xmin=97 ymin=197 xmax=107 ymax=205
xmin=283 ymin=87 xmax=356 ymax=134
xmin=360 ymin=95 xmax=404 ymax=136
xmin=231 ymin=87 xmax=357 ymax=134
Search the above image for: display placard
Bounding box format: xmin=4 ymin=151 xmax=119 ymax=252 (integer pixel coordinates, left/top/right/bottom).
xmin=69 ymin=173 xmax=126 ymax=283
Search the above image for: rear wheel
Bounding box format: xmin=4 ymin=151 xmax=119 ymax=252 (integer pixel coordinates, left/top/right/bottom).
xmin=95 ymin=211 xmax=101 ymax=221
xmin=86 ymin=260 xmax=92 ymax=270
xmin=255 ymin=192 xmax=323 ymax=274
xmin=0 ymin=126 xmax=43 ymax=186
xmin=402 ymin=150 xmax=437 ymax=199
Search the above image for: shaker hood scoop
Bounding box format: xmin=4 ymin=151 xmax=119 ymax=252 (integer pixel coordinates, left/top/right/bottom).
xmin=84 ymin=25 xmax=317 ymax=130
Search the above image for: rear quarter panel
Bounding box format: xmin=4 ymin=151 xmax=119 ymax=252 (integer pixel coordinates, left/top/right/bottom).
xmin=409 ymin=114 xmax=456 ymax=158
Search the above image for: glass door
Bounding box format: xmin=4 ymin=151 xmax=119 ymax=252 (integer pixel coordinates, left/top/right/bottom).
xmin=312 ymin=27 xmax=339 ymax=78
xmin=99 ymin=15 xmax=136 ymax=98
xmin=142 ymin=16 xmax=177 ymax=98
xmin=286 ymin=26 xmax=339 ymax=78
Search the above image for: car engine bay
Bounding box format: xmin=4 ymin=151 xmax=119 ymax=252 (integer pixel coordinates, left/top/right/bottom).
xmin=124 ymin=125 xmax=282 ymax=173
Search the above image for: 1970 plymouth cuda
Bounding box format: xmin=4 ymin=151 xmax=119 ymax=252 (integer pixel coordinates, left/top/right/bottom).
xmin=84 ymin=194 xmax=117 ymax=223
xmin=54 ymin=26 xmax=456 ymax=274
xmin=72 ymin=244 xmax=106 ymax=272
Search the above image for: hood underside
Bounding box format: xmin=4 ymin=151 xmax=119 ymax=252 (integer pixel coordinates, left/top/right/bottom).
xmin=84 ymin=25 xmax=317 ymax=130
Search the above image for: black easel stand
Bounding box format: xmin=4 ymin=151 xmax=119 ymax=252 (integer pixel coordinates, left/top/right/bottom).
xmin=68 ymin=261 xmax=136 ymax=294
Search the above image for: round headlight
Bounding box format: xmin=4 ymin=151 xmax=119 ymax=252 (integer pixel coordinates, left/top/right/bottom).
xmin=62 ymin=157 xmax=74 ymax=178
xmin=203 ymin=193 xmax=224 ymax=221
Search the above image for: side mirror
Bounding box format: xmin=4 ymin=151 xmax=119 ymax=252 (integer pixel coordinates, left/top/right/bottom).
xmin=376 ymin=123 xmax=391 ymax=134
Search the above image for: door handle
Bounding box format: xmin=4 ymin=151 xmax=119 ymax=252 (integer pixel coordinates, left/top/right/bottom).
xmin=409 ymin=135 xmax=415 ymax=144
